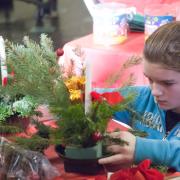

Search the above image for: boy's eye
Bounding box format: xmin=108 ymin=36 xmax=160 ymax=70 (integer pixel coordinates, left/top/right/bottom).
xmin=163 ymin=82 xmax=175 ymax=86
xmin=148 ymin=78 xmax=175 ymax=86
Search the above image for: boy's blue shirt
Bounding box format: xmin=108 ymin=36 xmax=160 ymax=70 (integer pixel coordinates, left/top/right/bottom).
xmin=96 ymin=86 xmax=180 ymax=171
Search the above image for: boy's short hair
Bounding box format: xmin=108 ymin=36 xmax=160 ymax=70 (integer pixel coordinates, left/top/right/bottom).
xmin=143 ymin=21 xmax=180 ymax=72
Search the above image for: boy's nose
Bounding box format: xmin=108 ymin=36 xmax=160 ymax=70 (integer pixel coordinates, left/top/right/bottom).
xmin=151 ymin=83 xmax=163 ymax=97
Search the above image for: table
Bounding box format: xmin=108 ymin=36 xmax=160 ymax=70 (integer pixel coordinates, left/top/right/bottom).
xmin=59 ymin=32 xmax=149 ymax=88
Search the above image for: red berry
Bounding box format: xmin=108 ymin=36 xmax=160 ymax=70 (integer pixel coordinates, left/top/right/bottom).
xmin=92 ymin=132 xmax=102 ymax=142
xmin=56 ymin=48 xmax=64 ymax=57
xmin=2 ymin=77 xmax=8 ymax=86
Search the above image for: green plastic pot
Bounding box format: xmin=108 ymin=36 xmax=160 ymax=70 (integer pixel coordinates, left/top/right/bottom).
xmin=65 ymin=142 xmax=102 ymax=159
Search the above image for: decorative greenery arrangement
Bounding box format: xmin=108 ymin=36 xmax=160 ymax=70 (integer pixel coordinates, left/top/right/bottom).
xmin=0 ymin=100 xmax=13 ymax=124
xmin=2 ymin=34 xmax=143 ymax=153
xmin=12 ymin=95 xmax=39 ymax=117
xmin=0 ymin=94 xmax=39 ymax=134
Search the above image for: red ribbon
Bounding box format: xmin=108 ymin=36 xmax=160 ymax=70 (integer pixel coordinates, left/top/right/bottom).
xmin=95 ymin=159 xmax=164 ymax=180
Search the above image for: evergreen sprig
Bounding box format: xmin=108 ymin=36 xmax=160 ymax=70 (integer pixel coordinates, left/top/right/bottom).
xmin=14 ymin=135 xmax=50 ymax=153
xmin=4 ymin=34 xmax=69 ymax=109
xmin=0 ymin=125 xmax=22 ymax=134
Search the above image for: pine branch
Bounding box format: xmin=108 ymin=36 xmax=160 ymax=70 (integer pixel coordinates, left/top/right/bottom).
xmin=14 ymin=135 xmax=50 ymax=153
xmin=105 ymin=55 xmax=142 ymax=87
xmin=128 ymin=129 xmax=147 ymax=137
xmin=121 ymin=73 xmax=136 ymax=87
xmin=0 ymin=125 xmax=22 ymax=134
xmin=123 ymin=55 xmax=142 ymax=69
xmin=103 ymin=134 xmax=129 ymax=146
xmin=4 ymin=34 xmax=70 ymax=117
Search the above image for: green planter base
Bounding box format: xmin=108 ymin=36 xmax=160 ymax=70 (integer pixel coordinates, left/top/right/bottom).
xmin=55 ymin=144 xmax=104 ymax=174
xmin=65 ymin=142 xmax=102 ymax=159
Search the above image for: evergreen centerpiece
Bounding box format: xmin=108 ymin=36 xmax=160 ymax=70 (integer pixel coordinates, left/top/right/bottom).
xmin=52 ymin=76 xmax=133 ymax=148
xmin=2 ymin=35 xmax=141 ymax=171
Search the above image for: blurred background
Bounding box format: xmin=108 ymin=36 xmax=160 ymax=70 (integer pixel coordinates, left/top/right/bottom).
xmin=0 ymin=0 xmax=93 ymax=49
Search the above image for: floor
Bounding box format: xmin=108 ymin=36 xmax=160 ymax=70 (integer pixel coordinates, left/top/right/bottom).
xmin=0 ymin=0 xmax=93 ymax=49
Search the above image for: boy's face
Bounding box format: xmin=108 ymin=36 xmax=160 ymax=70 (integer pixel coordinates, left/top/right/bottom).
xmin=143 ymin=60 xmax=180 ymax=113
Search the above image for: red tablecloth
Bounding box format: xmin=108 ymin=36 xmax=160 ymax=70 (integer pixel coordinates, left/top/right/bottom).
xmin=59 ymin=32 xmax=149 ymax=88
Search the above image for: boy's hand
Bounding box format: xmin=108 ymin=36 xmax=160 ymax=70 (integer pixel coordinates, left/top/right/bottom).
xmin=98 ymin=131 xmax=136 ymax=171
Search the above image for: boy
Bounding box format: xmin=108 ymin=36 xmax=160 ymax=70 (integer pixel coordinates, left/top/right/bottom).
xmin=98 ymin=22 xmax=180 ymax=171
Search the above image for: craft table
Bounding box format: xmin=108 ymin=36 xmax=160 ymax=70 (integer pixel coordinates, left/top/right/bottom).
xmin=59 ymin=32 xmax=149 ymax=88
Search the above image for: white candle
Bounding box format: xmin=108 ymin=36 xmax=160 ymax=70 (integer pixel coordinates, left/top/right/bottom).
xmin=85 ymin=55 xmax=92 ymax=114
xmin=0 ymin=36 xmax=8 ymax=86
xmin=83 ymin=0 xmax=99 ymax=17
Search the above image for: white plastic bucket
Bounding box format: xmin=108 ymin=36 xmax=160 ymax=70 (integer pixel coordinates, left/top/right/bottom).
xmin=92 ymin=3 xmax=136 ymax=46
